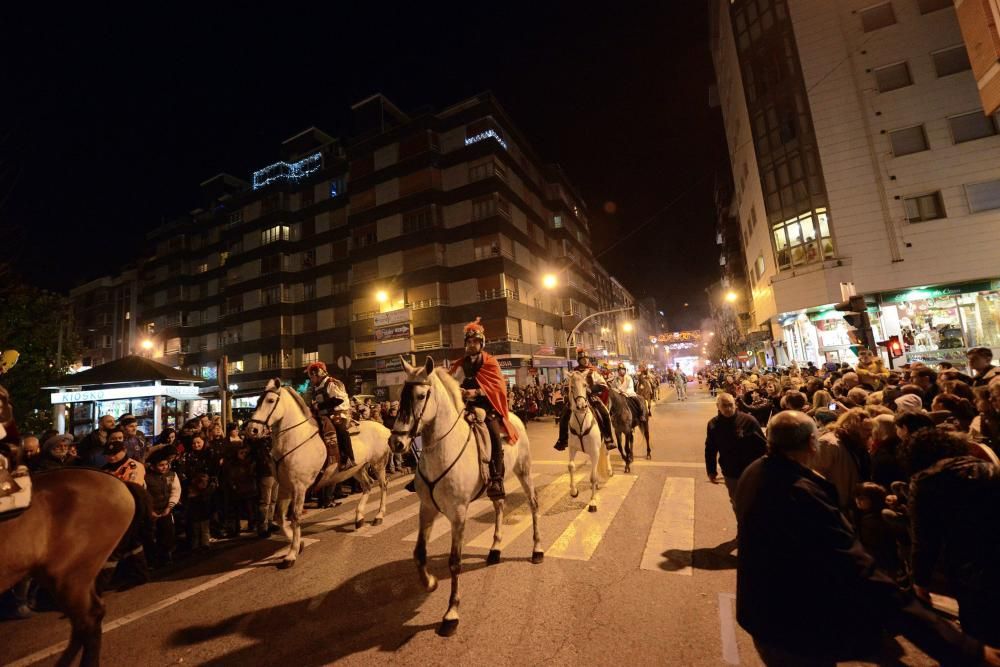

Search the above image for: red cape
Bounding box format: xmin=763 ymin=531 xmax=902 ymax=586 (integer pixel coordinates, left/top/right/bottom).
xmin=450 ymin=351 xmax=518 ymax=444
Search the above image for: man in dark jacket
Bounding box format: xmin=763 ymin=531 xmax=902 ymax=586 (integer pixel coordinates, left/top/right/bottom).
xmin=705 ymin=392 xmax=765 ymax=509
xmin=903 ymin=428 xmax=1000 ymax=645
xmin=735 ymin=410 xmax=995 ymax=665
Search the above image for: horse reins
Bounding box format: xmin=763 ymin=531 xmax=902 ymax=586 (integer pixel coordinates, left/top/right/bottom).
xmin=246 ymin=387 xmax=321 ymax=466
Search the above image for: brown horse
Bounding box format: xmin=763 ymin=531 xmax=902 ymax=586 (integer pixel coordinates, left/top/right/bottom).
xmin=1 ymin=467 xmax=138 ymax=667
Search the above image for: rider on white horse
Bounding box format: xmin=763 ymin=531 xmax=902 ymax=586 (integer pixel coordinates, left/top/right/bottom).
xmin=449 ymin=317 xmax=517 ymax=500
xmin=304 ymin=361 xmax=355 ymax=471
xmin=609 ymin=364 xmax=648 ymax=425
xmin=554 ymin=348 xmax=615 ymax=451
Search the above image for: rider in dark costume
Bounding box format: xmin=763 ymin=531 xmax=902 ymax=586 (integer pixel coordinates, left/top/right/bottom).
xmin=554 ymin=349 xmax=615 ymax=451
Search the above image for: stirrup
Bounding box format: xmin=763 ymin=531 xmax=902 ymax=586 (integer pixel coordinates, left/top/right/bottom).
xmin=486 ymin=478 xmax=505 ymax=500
xmin=338 ymin=458 xmax=355 ymax=471
xmin=553 ymin=440 xmax=568 ymax=451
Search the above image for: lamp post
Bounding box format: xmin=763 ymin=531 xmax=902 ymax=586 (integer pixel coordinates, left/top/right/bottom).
xmin=564 ymin=307 xmax=635 ymax=362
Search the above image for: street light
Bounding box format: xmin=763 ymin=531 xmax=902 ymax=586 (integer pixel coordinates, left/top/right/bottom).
xmin=542 ymin=274 xmax=558 ymax=289
xmin=622 ymin=322 xmax=634 ymax=333
xmin=375 ymin=290 xmax=389 ymax=303
xmin=141 ymin=339 xmax=153 ymax=351
xmin=725 ymin=291 xmax=738 ymax=303
xmin=708 ymin=332 xmax=715 ymax=337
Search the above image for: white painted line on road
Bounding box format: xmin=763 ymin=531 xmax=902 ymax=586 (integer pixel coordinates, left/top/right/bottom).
xmin=401 ymin=473 xmax=540 ymax=544
xmin=7 ymin=538 xmax=320 ymax=667
xmin=467 ymin=472 xmax=570 ymax=550
xmin=640 ymin=477 xmax=695 ymax=575
xmin=546 ymin=474 xmax=636 ymax=561
xmin=718 ymin=592 xmax=740 ymax=665
xmin=533 ymin=459 xmax=703 ymax=469
xmin=304 ymin=473 xmax=412 ymax=526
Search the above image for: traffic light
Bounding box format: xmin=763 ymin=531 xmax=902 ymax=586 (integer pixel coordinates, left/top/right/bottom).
xmin=834 ymin=295 xmax=876 ymax=351
xmin=887 ymin=335 xmax=904 ymax=358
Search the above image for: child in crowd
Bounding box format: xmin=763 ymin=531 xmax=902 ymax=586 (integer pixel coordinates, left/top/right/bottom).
xmin=186 ymin=472 xmax=215 ymax=551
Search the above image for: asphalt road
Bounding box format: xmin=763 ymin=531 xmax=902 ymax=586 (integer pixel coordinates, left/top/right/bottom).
xmin=1 ymin=384 xmax=938 ymax=666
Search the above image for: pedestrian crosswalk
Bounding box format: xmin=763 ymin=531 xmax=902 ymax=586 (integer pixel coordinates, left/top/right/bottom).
xmin=305 ymin=463 xmax=709 ymax=575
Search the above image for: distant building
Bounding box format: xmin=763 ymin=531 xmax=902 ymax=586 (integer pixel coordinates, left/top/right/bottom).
xmin=69 ymin=267 xmax=140 ymax=369
xmin=710 ymin=0 xmax=1000 ymax=370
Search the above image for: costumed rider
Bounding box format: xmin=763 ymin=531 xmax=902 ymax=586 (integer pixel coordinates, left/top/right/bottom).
xmin=305 ymin=361 xmax=355 ymax=471
xmin=449 ymin=317 xmax=518 ymax=500
xmin=610 ymin=364 xmax=648 ymax=424
xmin=554 ymin=348 xmax=615 ymax=451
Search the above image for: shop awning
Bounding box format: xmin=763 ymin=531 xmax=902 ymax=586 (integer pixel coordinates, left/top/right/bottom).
xmin=45 ymin=355 xmax=201 ymax=389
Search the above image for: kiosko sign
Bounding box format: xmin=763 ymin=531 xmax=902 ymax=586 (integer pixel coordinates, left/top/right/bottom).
xmin=51 ymin=385 xmax=201 ymax=404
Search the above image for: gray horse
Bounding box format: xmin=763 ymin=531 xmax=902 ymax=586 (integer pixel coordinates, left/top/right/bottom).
xmin=608 ymin=389 xmax=651 ymax=473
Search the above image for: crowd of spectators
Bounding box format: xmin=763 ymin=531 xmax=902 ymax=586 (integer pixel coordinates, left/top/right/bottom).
xmin=704 ymin=346 xmax=1000 ymax=663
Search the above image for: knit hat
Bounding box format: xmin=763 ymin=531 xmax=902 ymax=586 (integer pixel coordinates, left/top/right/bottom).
xmin=145 ymin=443 xmax=176 ymax=466
xmin=894 ymin=394 xmax=924 ymax=414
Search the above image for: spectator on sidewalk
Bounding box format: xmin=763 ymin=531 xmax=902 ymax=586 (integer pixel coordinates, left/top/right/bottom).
xmin=705 ymin=393 xmax=766 ymax=510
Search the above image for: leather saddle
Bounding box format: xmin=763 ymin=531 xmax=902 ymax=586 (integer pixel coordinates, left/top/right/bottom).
xmin=464 ymin=408 xmax=511 ymax=486
xmin=0 ymin=469 xmax=31 ymax=521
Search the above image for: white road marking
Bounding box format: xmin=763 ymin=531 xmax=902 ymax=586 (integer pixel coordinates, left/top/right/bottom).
xmin=546 ymin=474 xmax=637 ymax=561
xmin=533 ymin=459 xmax=703 ymax=469
xmin=304 ymin=473 xmax=412 ymax=526
xmin=466 ymin=472 xmax=570 ymax=550
xmin=7 ymin=538 xmax=320 ymax=667
xmin=640 ymin=477 xmax=695 ymax=575
xmin=718 ymin=592 xmax=740 ymax=664
xmin=401 ymin=473 xmax=539 ymax=543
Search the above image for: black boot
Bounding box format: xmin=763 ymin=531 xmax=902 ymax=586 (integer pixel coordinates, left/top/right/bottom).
xmin=486 ymin=417 xmax=506 ymax=499
xmin=595 ymin=402 xmax=615 ymax=449
xmin=554 ymin=409 xmax=570 ymax=451
xmin=335 ymin=423 xmax=355 ymax=470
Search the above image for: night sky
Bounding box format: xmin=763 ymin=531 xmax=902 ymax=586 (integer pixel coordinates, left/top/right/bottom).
xmin=3 ymin=4 xmax=727 ymax=330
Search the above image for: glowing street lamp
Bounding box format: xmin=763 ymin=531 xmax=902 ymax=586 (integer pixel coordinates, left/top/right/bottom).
xmin=542 ymin=273 xmax=558 ymax=290
xmin=622 ymin=322 xmax=634 ymax=333
xmin=141 ymin=339 xmax=154 ymax=350
xmin=708 ymin=332 xmax=716 ymax=337
xmin=375 ymin=290 xmax=389 ymax=303
xmin=725 ymin=291 xmax=738 ymax=303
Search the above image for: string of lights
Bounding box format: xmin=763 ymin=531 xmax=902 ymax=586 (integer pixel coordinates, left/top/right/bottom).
xmin=252 ymin=152 xmax=323 ymax=190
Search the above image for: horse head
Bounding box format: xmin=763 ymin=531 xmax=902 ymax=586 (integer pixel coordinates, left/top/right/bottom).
xmin=246 ymin=377 xmax=286 ymax=439
xmin=568 ymin=373 xmax=590 ymax=412
xmin=390 ymin=356 xmax=437 ymax=454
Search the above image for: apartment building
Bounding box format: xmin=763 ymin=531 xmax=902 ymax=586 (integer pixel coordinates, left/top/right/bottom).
xmin=710 ymin=0 xmax=1000 ymax=370
xmin=135 ymin=93 xmax=617 ymax=400
xmin=69 ymin=267 xmax=140 ymax=369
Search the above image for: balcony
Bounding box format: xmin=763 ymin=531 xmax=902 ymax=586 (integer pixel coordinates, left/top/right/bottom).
xmin=409 ymin=298 xmax=449 ymax=310
xmin=479 ymin=288 xmax=519 ymax=301
xmin=353 ymin=310 xmax=377 ymax=321
xmin=414 ymin=340 xmax=444 ymax=351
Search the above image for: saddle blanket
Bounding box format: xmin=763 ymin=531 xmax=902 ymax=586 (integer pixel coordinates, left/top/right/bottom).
xmin=0 ymin=473 xmax=32 ymax=520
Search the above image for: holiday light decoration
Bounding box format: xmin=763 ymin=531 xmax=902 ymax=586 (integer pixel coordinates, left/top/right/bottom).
xmin=252 ymin=152 xmax=322 ymax=190
xmin=464 ymin=129 xmax=508 ymax=150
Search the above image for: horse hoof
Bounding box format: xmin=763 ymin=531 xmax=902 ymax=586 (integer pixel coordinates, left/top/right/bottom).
xmin=531 ymin=551 xmax=544 ymax=564
xmin=570 ymin=489 xmax=579 ymax=498
xmin=646 ymin=453 xmax=652 ymax=460
xmin=486 ymin=549 xmax=501 ymax=565
xmin=588 ymin=505 xmax=597 ymax=513
xmin=624 ymin=464 xmax=631 ymax=474
xmin=278 ymin=559 xmax=295 ymax=570
xmin=372 ymin=517 xmax=383 ymax=526
xmin=437 ymin=618 xmax=459 ymax=637
xmin=299 ymin=542 xmax=305 ymax=554
xmin=355 ymin=519 xmax=364 ymax=530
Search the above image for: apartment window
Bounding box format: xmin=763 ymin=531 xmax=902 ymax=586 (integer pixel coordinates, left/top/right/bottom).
xmin=772 ymin=207 xmax=835 ymax=270
xmin=917 ymin=0 xmax=951 ymax=13
xmin=303 ymin=281 xmax=316 ymax=301
xmin=874 ymin=62 xmax=912 ymax=92
xmin=403 ymin=207 xmax=435 ymax=234
xmin=352 ymin=224 xmax=377 ymax=248
xmin=903 ymin=192 xmax=946 ymax=222
xmin=860 ymin=2 xmax=896 ymax=32
xmin=260 ymin=351 xmax=288 ymax=370
xmin=101 ymin=335 xmax=112 ymax=348
xmin=219 ymin=251 xmax=229 ymax=267
xmin=261 ymin=285 xmax=282 ymax=305
xmin=225 ymin=295 xmax=243 ymax=314
xmin=302 ymin=248 xmax=316 ymax=268
xmin=228 ymin=359 xmax=244 ymax=373
xmin=553 ymin=215 xmax=563 ymax=228
xmin=302 ymin=350 xmax=319 ymax=365
xmin=196 ymin=262 xmax=208 ymax=274
xmin=300 ymin=187 xmax=314 ymax=208
xmin=226 ymin=211 xmax=243 ymax=228
xmin=754 ymin=253 xmax=766 ymax=281
xmin=535 ymin=322 xmax=545 ymax=343
xmin=505 ymin=317 xmax=522 ymax=341
xmin=948 ymin=111 xmax=998 ymax=144
xmin=932 ymin=45 xmax=972 ymax=77
xmin=889 ymin=125 xmax=929 ymax=156
xmin=965 ymin=180 xmax=1000 ymax=213
xmin=469 ymin=162 xmax=493 ymax=182
xmin=261 ymin=254 xmax=285 ymax=274
xmin=329 ymin=177 xmax=345 ymax=198
xmin=262 ymin=225 xmax=290 ymax=245
xmin=471 ymin=196 xmax=497 ymax=221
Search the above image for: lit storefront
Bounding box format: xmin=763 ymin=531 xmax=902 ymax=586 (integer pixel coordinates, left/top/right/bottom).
xmin=779 ymin=308 xmax=863 ymax=367
xmin=875 ymin=281 xmax=1000 ymax=371
xmin=46 ymin=355 xmax=203 ymax=438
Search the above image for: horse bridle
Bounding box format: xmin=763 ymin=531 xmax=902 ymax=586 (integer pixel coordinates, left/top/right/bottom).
xmin=391 ymin=379 xmax=433 ymax=442
xmin=245 ymin=386 xmax=318 ymax=465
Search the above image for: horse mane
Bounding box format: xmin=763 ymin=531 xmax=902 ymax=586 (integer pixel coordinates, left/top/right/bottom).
xmin=282 ymin=385 xmax=311 ymax=417
xmin=432 ymin=367 xmax=464 ymax=412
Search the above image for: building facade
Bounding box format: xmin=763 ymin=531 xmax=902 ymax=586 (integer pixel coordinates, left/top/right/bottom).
xmin=69 ymin=268 xmax=140 ymax=370
xmin=127 ymin=93 xmax=640 ymax=403
xmin=711 ymin=0 xmax=1000 ymax=371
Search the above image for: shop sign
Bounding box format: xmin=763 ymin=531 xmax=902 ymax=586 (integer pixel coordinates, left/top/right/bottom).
xmin=532 ymin=356 xmax=567 ymax=368
xmin=497 ymin=358 xmax=524 ymax=370
xmin=374 ymin=308 xmax=410 ymax=328
xmin=375 ymin=323 xmax=411 ymax=342
xmin=375 ymin=356 xmax=408 ymax=373
xmin=50 ymin=384 xmax=201 ymax=404
xmin=536 ymin=345 xmax=555 ymax=355
xmin=882 ymin=281 xmax=1000 ymax=304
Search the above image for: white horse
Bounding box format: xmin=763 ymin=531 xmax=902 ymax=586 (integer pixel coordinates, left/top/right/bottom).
xmin=565 ymin=372 xmax=612 ymax=511
xmin=389 ymin=357 xmax=542 ymax=637
xmin=246 ymin=378 xmax=392 ymax=568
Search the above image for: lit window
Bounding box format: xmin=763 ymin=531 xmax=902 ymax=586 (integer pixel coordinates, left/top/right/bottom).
xmin=873 ymin=62 xmax=912 ymax=92
xmin=262 ymin=225 xmax=290 ymax=245
xmin=948 ymin=111 xmax=998 ymax=144
xmin=754 ymin=254 xmax=765 ymax=280
xmin=889 ymin=125 xmax=929 ymax=157
xmin=771 ymin=208 xmax=834 ymax=270
xmin=197 ymin=263 xmax=208 ymax=273
xmin=965 ymin=180 xmax=1000 ymax=213
xmin=859 ymin=3 xmax=896 ymax=32
xmin=229 ymin=359 xmax=244 ymax=373
xmin=932 ymin=45 xmax=971 ymax=78
xmin=553 ymin=215 xmax=563 ymax=228
xmin=302 ymin=350 xmax=319 ymax=365
xmin=903 ymin=192 xmax=946 ymax=222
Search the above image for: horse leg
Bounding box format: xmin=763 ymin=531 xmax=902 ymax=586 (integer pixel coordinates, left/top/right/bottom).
xmin=354 ymin=475 xmax=371 ymax=530
xmin=439 ymin=515 xmax=467 ymax=637
xmin=644 ymin=421 xmax=652 ymax=459
xmin=279 ymin=483 xmax=305 ymax=569
xmin=54 ymin=580 xmax=105 ymax=667
xmin=487 ymin=497 xmax=505 ymax=565
xmin=373 ymin=454 xmax=388 ymax=526
xmin=568 ymin=447 xmax=579 ymax=498
xmin=515 ymin=466 xmax=544 ymax=564
xmin=275 ymin=486 xmax=293 ymax=542
xmin=588 ymin=440 xmax=601 ymax=512
xmin=414 ymin=502 xmax=438 ymax=593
